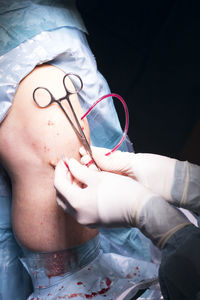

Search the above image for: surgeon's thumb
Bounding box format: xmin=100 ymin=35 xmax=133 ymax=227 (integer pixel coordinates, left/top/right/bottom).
xmin=90 ymin=146 xmax=112 ymax=170
xmin=68 ymin=158 xmax=93 ymax=185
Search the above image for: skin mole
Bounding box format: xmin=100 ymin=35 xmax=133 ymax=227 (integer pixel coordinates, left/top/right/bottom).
xmin=48 ymin=120 xmax=54 ymax=126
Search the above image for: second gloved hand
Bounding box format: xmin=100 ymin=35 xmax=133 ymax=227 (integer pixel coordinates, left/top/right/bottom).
xmin=80 ymin=146 xmax=177 ymax=201
xmin=54 ymin=158 xmax=155 ymax=227
xmin=54 ymin=158 xmax=190 ymax=248
xmin=81 ymin=147 xmax=200 ymax=215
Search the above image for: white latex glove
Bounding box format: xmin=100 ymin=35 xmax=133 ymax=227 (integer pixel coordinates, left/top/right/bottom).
xmin=80 ymin=146 xmax=176 ymax=201
xmin=81 ymin=147 xmax=200 ymax=215
xmin=54 ymin=158 xmax=154 ymax=227
xmin=54 ymin=158 xmax=190 ymax=248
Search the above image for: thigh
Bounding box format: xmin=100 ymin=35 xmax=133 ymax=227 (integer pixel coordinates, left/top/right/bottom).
xmin=0 ymin=64 xmax=97 ymax=252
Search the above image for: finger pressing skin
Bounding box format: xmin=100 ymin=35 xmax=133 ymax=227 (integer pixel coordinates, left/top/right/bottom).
xmin=68 ymin=158 xmax=91 ymax=185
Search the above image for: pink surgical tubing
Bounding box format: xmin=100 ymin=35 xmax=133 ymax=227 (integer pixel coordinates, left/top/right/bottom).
xmin=81 ymin=93 xmax=129 ymax=156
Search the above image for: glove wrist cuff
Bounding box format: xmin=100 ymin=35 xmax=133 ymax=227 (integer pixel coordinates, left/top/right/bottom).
xmin=137 ymin=196 xmax=190 ymax=249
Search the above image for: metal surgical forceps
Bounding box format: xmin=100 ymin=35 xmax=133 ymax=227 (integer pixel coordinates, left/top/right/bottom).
xmin=33 ymin=73 xmax=129 ymax=166
xmin=33 ymin=73 xmax=94 ymax=160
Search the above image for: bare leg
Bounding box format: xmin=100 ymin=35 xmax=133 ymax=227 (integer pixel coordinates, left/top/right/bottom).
xmin=0 ymin=64 xmax=98 ymax=252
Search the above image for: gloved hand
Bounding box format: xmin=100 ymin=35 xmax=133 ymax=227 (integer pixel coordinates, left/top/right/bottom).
xmin=80 ymin=146 xmax=200 ymax=215
xmin=54 ymin=158 xmax=190 ymax=249
xmin=80 ymin=146 xmax=176 ymax=201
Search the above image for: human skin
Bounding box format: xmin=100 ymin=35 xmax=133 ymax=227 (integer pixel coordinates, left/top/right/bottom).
xmin=0 ymin=64 xmax=98 ymax=252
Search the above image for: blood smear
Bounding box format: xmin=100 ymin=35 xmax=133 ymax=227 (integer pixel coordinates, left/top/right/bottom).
xmin=84 ymin=277 xmax=111 ymax=298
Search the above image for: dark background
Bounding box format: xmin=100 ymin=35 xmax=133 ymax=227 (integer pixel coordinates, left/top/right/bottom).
xmin=77 ymin=0 xmax=200 ymax=164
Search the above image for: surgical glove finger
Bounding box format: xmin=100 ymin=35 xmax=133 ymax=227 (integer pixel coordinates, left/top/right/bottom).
xmin=54 ymin=158 xmax=102 ymax=226
xmin=54 ymin=160 xmax=79 ymax=214
xmin=79 ymin=149 xmax=98 ymax=171
xmin=80 ymin=146 xmax=135 ymax=178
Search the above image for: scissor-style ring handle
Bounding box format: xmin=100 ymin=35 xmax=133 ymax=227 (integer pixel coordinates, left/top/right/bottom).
xmin=33 ymin=87 xmax=54 ymax=108
xmin=63 ymin=73 xmax=83 ymax=94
